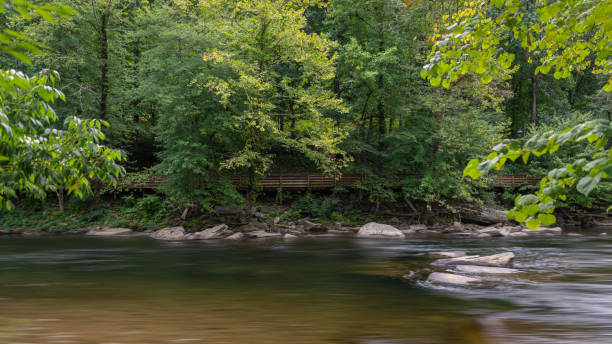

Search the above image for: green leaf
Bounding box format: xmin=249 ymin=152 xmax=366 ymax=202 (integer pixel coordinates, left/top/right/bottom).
xmin=538 ymin=214 xmax=556 ymax=226
xmin=524 ymin=203 xmax=539 ymax=216
xmin=526 ymin=217 xmax=540 ymax=229
xmin=576 ymin=173 xmax=602 ymax=196
xmin=463 ymin=159 xmax=482 ymax=179
xmin=515 ymin=211 xmax=528 ymax=223
xmin=517 ymin=194 xmax=538 ymax=207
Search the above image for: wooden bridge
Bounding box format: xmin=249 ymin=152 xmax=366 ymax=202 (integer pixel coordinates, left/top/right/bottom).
xmin=117 ymin=173 xmax=540 ymax=190
xmin=491 ymin=175 xmax=541 ymax=188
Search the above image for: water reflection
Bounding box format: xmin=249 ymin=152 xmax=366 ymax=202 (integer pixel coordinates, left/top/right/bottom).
xmin=0 ymin=234 xmax=611 ymax=343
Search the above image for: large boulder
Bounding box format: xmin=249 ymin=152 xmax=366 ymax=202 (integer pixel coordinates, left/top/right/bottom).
xmin=357 ymin=223 xmax=405 ymax=238
xmin=432 ymin=252 xmax=515 ymax=267
xmin=185 ymin=224 xmax=230 ymax=240
xmin=150 ymin=227 xmax=186 ymax=241
xmin=427 ymin=272 xmax=480 ymax=285
xmin=86 ymin=227 xmax=132 ymax=237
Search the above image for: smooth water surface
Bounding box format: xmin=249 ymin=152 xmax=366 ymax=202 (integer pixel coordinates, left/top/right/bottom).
xmin=1 ymin=234 xmax=612 ymax=343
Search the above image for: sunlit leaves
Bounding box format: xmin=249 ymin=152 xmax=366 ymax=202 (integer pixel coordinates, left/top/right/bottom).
xmin=199 ymin=0 xmax=347 ymax=197
xmin=464 ymin=119 xmax=612 ymax=228
xmin=422 ymin=0 xmax=612 ymax=92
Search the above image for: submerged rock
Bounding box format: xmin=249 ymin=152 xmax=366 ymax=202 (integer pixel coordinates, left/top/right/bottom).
xmin=150 ymin=227 xmax=185 ymax=241
xmin=432 ymin=252 xmax=515 ymax=267
xmin=86 ymin=227 xmax=132 ymax=237
xmin=454 ymin=265 xmax=519 ymax=274
xmin=427 ymin=272 xmax=480 ymax=285
xmin=283 ymin=233 xmax=298 ymax=239
xmin=357 ymin=222 xmax=405 ymax=238
xmin=567 ymin=233 xmax=583 ymax=237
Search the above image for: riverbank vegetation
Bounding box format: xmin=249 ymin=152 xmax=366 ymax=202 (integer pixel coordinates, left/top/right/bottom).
xmin=1 ymin=0 xmax=610 ymax=231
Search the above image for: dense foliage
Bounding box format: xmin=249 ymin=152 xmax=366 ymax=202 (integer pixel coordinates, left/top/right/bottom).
xmin=0 ymin=0 xmax=124 ymax=211
xmin=424 ymin=0 xmax=611 ymax=227
xmin=2 ymin=0 xmax=610 ymax=220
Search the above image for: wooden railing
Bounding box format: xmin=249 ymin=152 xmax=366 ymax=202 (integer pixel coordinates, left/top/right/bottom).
xmin=114 ymin=173 xmax=538 ymax=190
xmin=493 ymin=174 xmax=541 ymax=188
xmin=116 ymin=173 xmax=362 ymax=190
xmin=230 ymin=174 xmax=363 ymax=189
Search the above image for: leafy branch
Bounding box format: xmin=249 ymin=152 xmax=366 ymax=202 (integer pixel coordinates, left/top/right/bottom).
xmin=464 ymin=119 xmax=612 ymax=228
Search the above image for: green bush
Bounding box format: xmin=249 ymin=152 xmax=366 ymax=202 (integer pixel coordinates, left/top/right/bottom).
xmin=135 ymin=195 xmax=165 ymax=219
xmin=288 ymin=193 xmax=341 ymax=220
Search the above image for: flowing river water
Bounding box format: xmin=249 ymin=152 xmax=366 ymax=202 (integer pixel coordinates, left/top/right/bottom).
xmin=1 ymin=233 xmax=612 ymax=344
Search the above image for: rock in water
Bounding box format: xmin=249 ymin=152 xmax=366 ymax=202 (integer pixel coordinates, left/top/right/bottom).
xmin=150 ymin=227 xmax=186 ymax=241
xmin=86 ymin=228 xmax=132 ymax=236
xmin=185 ymin=224 xmax=229 ymax=240
xmin=455 ymin=265 xmax=519 ymax=274
xmin=432 ymin=251 xmax=467 ymax=258
xmin=225 ymin=232 xmax=244 ymax=240
xmin=537 ymin=226 xmax=562 ymax=235
xmin=508 ymin=232 xmax=529 ymax=238
xmin=427 ymin=272 xmax=480 ymax=285
xmin=248 ymin=230 xmax=282 ymax=239
xmin=357 ymin=223 xmax=405 ymax=238
xmin=432 ymin=252 xmax=515 ymax=267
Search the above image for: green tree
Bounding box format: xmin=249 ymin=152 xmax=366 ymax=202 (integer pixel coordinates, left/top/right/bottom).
xmin=23 ymin=0 xmax=153 ymax=166
xmin=326 ymin=0 xmax=506 ymax=208
xmin=0 ymin=0 xmax=124 ymax=211
xmin=134 ymin=2 xmax=242 ymax=211
xmin=422 ymin=0 xmax=611 ymax=227
xmin=195 ymin=0 xmax=347 ymax=204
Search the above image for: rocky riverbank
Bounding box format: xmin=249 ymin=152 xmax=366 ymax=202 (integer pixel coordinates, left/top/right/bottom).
xmin=77 ymin=219 xmax=600 ymax=241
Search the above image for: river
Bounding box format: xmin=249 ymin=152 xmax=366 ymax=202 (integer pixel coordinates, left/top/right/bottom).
xmin=1 ymin=233 xmax=611 ymax=343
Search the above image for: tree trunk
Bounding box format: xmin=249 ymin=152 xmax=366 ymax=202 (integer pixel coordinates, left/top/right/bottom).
xmin=530 ymin=72 xmax=537 ymax=125
xmin=57 ymin=185 xmax=65 ymax=213
xmin=376 ymin=64 xmax=385 ymax=135
xmin=99 ymin=11 xmax=109 ymax=120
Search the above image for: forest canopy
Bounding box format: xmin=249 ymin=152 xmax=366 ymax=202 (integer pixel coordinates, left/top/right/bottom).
xmin=1 ymin=0 xmax=610 ymax=222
